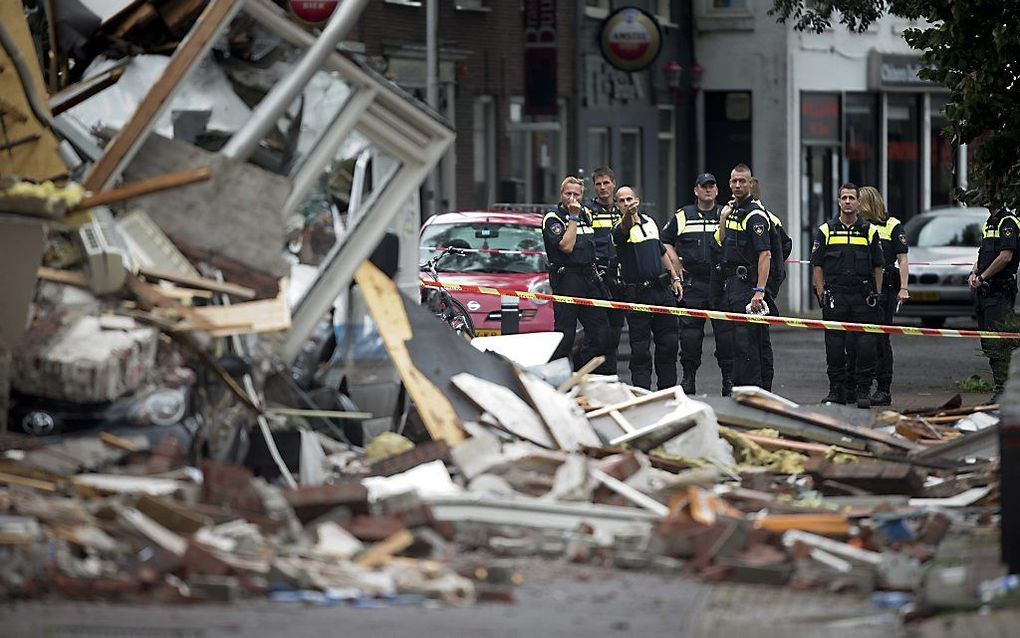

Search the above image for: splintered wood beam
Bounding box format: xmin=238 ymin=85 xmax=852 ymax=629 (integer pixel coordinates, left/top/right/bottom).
xmin=73 ymin=166 xmax=211 ymax=211
xmin=83 ymin=0 xmax=242 ymax=190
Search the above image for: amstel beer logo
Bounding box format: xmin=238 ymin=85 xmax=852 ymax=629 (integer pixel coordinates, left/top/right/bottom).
xmin=599 ymin=7 xmax=662 ymax=72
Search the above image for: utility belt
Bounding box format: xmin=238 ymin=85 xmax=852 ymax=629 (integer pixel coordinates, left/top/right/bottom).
xmin=681 ymin=263 xmax=714 ymax=280
xmin=979 ymin=274 xmax=1018 ymax=296
xmin=550 ymin=263 xmax=595 ymax=275
xmin=718 ymin=263 xmax=754 ymax=281
xmin=623 ymin=271 xmax=672 ymax=299
xmin=825 ymin=280 xmax=872 ymax=294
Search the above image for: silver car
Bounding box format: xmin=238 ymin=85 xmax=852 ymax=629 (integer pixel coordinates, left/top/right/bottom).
xmin=900 ymin=207 xmax=987 ymax=328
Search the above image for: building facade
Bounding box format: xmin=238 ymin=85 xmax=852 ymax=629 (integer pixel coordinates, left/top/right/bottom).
xmin=695 ymin=0 xmax=960 ymax=312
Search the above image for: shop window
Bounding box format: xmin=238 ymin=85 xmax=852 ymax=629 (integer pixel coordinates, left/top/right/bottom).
xmin=705 ymin=91 xmax=752 ymax=186
xmin=886 ymin=94 xmax=921 ymax=220
xmin=845 ymin=93 xmax=879 ymax=188
xmin=585 ymin=0 xmax=610 ymax=19
xmin=472 ymin=96 xmax=495 ymax=207
xmin=506 ymin=97 xmax=566 ymax=204
xmin=929 ymin=95 xmax=954 ymax=207
xmin=620 ymin=128 xmax=643 ymax=194
xmin=588 ymin=127 xmax=610 ymax=175
xmin=658 ymin=106 xmax=676 ymax=214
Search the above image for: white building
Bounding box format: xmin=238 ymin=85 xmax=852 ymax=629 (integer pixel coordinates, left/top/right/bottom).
xmin=694 ymin=1 xmax=959 ymax=312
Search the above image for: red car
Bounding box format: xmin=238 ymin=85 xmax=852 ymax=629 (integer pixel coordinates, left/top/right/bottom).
xmin=419 ymin=210 xmax=554 ymax=335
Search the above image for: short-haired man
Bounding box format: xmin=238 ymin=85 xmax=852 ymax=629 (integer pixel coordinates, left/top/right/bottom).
xmin=589 ymin=167 xmax=626 ymax=375
xmin=718 ymin=164 xmax=773 ymax=388
xmin=969 ymin=206 xmax=1020 ymax=401
xmin=613 ymin=186 xmax=683 ymax=389
xmin=542 ymin=176 xmax=613 ymax=374
xmin=810 ymin=183 xmax=884 ymax=408
xmin=662 ymin=173 xmax=734 ymax=395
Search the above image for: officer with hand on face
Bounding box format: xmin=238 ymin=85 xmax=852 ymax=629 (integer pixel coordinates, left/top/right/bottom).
xmin=612 ymin=186 xmax=683 ymax=390
xmin=969 ymin=206 xmax=1020 ymax=402
xmin=543 ymin=176 xmax=614 ymax=374
xmin=811 ymin=183 xmax=884 ymax=409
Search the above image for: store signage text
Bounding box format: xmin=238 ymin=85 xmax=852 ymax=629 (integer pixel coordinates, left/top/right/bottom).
xmin=523 ymin=0 xmax=558 ymax=115
xmin=599 ymin=7 xmax=662 ymax=73
xmin=289 ymin=0 xmax=338 ymax=24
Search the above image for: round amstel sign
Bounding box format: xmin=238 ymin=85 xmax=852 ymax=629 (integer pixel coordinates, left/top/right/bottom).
xmin=599 ymin=7 xmax=662 ymax=72
xmin=289 ymin=0 xmax=339 ymax=24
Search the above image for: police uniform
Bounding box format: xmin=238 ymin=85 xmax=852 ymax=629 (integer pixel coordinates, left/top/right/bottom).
xmin=589 ymin=197 xmax=626 ymax=374
xmin=719 ymin=200 xmax=773 ymax=387
xmin=661 ymin=204 xmax=733 ymax=394
xmin=757 ymin=201 xmax=790 ymax=393
xmin=613 ymin=213 xmax=679 ymax=390
xmin=871 ymin=216 xmax=908 ymax=403
xmin=810 ymin=215 xmax=884 ymax=404
xmin=543 ymin=204 xmax=612 ymax=374
xmin=973 ymin=208 xmax=1020 ymax=394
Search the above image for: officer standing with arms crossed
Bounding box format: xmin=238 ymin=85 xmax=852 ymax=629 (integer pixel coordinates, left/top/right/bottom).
xmin=718 ymin=164 xmax=772 ymax=388
xmin=589 ymin=168 xmax=625 ymax=375
xmin=613 ymin=186 xmax=683 ymax=390
xmin=543 ymin=176 xmax=613 ymax=374
xmin=858 ymin=186 xmax=909 ymax=406
xmin=811 ymin=183 xmax=884 ymax=409
xmin=969 ymin=206 xmax=1020 ymax=402
xmin=662 ymin=173 xmax=734 ymax=395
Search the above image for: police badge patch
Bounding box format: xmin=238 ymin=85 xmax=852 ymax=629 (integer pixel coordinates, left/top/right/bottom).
xmin=1005 ymin=226 xmax=1014 ymax=238
xmin=812 ymin=239 xmax=820 ymax=252
xmin=549 ymin=221 xmax=565 ymax=236
xmin=900 ymin=234 xmax=908 ymax=245
xmin=753 ymin=224 xmax=765 ymax=236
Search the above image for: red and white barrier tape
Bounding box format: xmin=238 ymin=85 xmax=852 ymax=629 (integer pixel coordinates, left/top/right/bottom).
xmin=784 ymin=258 xmax=974 ymax=267
xmin=420 ymin=280 xmax=1019 ymax=340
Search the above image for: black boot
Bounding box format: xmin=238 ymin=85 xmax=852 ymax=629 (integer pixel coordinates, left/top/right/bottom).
xmin=856 ymin=387 xmax=871 ymax=409
xmin=844 ymin=386 xmax=857 ymax=405
xmin=822 ymin=387 xmax=847 ymax=404
xmin=870 ymin=389 xmax=892 ymax=406
xmin=680 ymin=366 xmax=697 ymax=395
xmin=720 ymin=372 xmax=733 ymax=397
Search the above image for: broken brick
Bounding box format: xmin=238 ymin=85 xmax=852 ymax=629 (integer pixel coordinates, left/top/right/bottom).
xmin=283 ymin=482 xmax=369 ymax=523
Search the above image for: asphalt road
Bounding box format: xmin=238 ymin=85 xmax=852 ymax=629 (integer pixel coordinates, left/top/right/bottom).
xmin=617 ymin=316 xmax=995 ymax=411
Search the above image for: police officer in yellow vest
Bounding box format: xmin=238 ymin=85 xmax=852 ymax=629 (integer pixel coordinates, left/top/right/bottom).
xmin=543 ymin=176 xmax=614 ymax=374
xmin=612 ymin=186 xmax=683 ymax=390
xmin=662 ymin=173 xmax=734 ymax=395
xmin=858 ymin=186 xmax=909 ymax=406
xmin=810 ymin=183 xmax=885 ymax=408
xmin=968 ymin=207 xmax=1020 ymax=401
xmin=718 ymin=164 xmax=773 ymax=388
xmin=589 ymin=167 xmax=625 ymax=374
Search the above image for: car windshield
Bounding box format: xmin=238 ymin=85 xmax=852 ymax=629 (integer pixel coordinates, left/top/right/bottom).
xmin=904 ymin=214 xmax=983 ymax=248
xmin=420 ymin=222 xmax=548 ymax=274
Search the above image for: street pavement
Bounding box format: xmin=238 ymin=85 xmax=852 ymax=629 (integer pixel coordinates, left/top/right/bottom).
xmin=618 ymin=316 xmax=994 ymax=411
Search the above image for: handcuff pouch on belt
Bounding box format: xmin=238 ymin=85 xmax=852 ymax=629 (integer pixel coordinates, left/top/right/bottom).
xmin=979 ymin=274 xmax=1018 ymax=297
xmin=623 ymin=272 xmax=672 ymax=301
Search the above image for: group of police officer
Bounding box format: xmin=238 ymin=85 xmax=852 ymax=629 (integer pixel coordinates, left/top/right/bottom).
xmin=542 ymin=164 xmax=1018 ymax=406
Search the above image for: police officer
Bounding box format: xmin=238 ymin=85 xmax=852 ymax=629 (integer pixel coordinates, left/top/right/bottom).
xmin=968 ymin=206 xmax=1020 ymax=402
xmin=858 ymin=186 xmax=909 ymax=406
xmin=662 ymin=173 xmax=734 ymax=395
xmin=810 ymin=183 xmax=884 ymax=409
xmin=589 ymin=167 xmax=625 ymax=374
xmin=543 ymin=176 xmax=613 ymax=374
xmin=718 ymin=164 xmax=773 ymax=388
xmin=748 ymin=177 xmax=792 ymax=393
xmin=613 ymin=186 xmax=683 ymax=390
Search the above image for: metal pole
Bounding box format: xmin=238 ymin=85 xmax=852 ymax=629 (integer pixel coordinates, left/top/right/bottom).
xmin=424 ymin=0 xmax=439 ymax=218
xmin=221 ymin=0 xmax=372 ymax=160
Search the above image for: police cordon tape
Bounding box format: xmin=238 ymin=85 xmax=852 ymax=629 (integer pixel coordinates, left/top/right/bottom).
xmin=425 ymin=246 xmax=975 ymax=267
xmin=420 ymin=280 xmax=1020 ymax=340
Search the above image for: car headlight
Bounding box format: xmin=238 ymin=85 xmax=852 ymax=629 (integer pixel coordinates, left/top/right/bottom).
xmin=529 ymin=279 xmax=552 ymax=304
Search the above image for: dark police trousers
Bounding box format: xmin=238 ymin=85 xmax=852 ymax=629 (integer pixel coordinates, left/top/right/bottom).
xmin=761 ymin=296 xmax=777 ymax=392
xmin=550 ymin=269 xmax=613 ymax=374
xmin=723 ymin=275 xmax=770 ymax=387
xmin=597 ymin=271 xmax=627 ymax=376
xmin=976 ymin=283 xmax=1017 ymax=389
xmin=874 ymin=275 xmax=900 ymax=392
xmin=626 ymin=285 xmax=679 ymax=390
xmin=823 ymin=288 xmax=878 ymax=390
xmin=680 ymin=275 xmax=733 ymax=381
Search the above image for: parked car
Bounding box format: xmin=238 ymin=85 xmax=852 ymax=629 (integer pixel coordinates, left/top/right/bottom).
xmin=419 ymin=211 xmax=554 ymax=335
xmin=900 ymin=206 xmax=987 ymax=328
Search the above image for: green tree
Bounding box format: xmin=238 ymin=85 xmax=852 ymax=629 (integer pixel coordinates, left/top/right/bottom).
xmin=770 ymin=1 xmax=1020 ymax=210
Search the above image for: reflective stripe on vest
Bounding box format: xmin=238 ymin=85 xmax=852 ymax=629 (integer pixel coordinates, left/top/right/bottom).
xmin=983 ymin=215 xmax=1020 ymax=239
xmin=820 ymin=221 xmax=876 ymax=246
xmin=875 ymin=216 xmax=901 ymax=241
xmin=625 ymin=217 xmax=661 ymax=244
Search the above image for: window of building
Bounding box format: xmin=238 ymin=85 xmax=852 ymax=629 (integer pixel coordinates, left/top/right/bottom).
xmin=886 ymin=94 xmax=921 ymax=220
xmin=656 ymin=0 xmax=674 ymax=25
xmin=929 ymin=95 xmax=954 ymax=207
xmin=705 ymin=91 xmax=752 ymax=184
xmin=506 ymin=97 xmax=566 ymax=204
xmin=472 ymin=96 xmax=495 ymax=207
xmin=455 ymin=0 xmax=490 ymax=12
xmin=620 ymin=128 xmax=643 ymax=194
xmin=588 ymin=127 xmax=610 ymax=175
xmin=585 ymin=0 xmax=610 ymax=19
xmin=845 ymin=93 xmax=879 ymax=188
xmin=658 ymin=106 xmax=676 ymax=214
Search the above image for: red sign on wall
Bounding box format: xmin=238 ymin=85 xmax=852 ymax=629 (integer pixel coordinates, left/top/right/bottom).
xmin=523 ymin=0 xmax=558 ymax=116
xmin=800 ymin=94 xmax=840 ymax=145
xmin=289 ymin=1 xmax=339 ymax=24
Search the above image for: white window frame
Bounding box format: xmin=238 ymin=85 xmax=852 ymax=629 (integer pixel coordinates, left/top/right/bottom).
xmin=658 ymin=106 xmax=676 ymax=214
xmin=656 ymin=0 xmax=675 ymax=27
xmin=472 ymin=96 xmax=496 ymax=206
xmin=620 ymin=127 xmax=643 ymax=192
xmin=585 ymin=0 xmax=610 ymax=20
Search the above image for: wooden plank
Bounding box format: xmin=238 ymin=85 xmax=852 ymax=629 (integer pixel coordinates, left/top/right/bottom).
xmin=73 ymin=167 xmax=212 ymax=211
xmin=266 ymin=407 xmax=373 ymax=420
xmin=37 ymin=266 xmax=89 ymax=288
xmin=176 ymin=280 xmax=290 ymax=336
xmin=138 ymin=265 xmax=256 ymax=299
xmin=515 ymin=370 xmax=601 ymax=451
xmin=0 ymin=471 xmax=57 ymax=492
xmin=0 ymin=2 xmax=65 ymax=181
xmin=354 ymin=261 xmax=465 ymax=446
xmin=557 ymin=356 xmax=606 ymax=392
xmin=100 ymin=431 xmax=140 ymax=452
xmin=50 ymin=64 xmax=126 ymax=115
xmin=354 ymin=529 xmax=414 ymax=568
xmin=452 ymin=373 xmax=556 ymax=449
xmin=83 ymin=0 xmax=242 ymax=190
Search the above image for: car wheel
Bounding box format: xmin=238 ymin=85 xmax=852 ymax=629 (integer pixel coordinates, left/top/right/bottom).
xmin=921 ymin=316 xmax=946 ymax=328
xmin=22 ymin=411 xmax=60 ymax=436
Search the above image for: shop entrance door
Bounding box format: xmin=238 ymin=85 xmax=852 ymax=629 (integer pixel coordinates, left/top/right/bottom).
xmin=801 ymin=145 xmax=840 ymax=308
